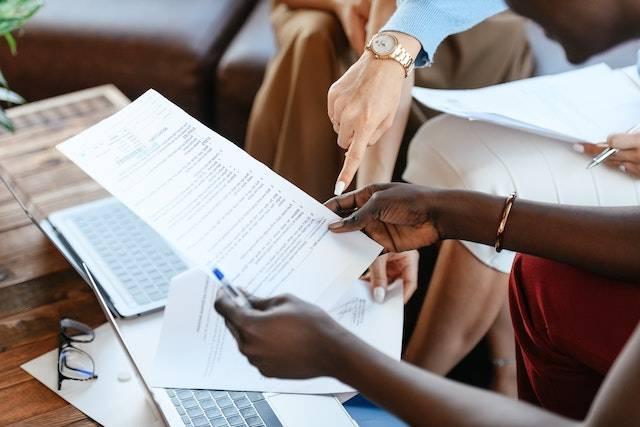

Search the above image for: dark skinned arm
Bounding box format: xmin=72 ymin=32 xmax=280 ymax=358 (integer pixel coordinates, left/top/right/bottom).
xmin=326 ymin=184 xmax=640 ymax=282
xmin=215 ymin=291 xmax=640 ymax=427
xmin=333 ymin=318 xmax=640 ymax=427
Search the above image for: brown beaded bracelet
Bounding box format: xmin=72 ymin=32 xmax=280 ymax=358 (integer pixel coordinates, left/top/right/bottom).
xmin=495 ymin=192 xmax=517 ymax=253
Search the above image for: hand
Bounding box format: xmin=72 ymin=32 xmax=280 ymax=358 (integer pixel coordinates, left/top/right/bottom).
xmin=325 ymin=183 xmax=441 ymax=251
xmin=333 ymin=0 xmax=370 ymax=54
xmin=364 ymin=250 xmax=419 ymax=304
xmin=577 ymin=132 xmax=640 ymax=177
xmin=214 ymin=290 xmax=351 ymax=379
xmin=327 ymin=32 xmax=420 ymax=194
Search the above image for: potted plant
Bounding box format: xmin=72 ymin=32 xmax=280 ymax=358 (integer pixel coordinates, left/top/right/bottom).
xmin=0 ymin=0 xmax=42 ymax=131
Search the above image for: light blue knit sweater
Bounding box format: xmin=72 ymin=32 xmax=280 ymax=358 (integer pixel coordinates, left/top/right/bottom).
xmin=382 ymin=0 xmax=507 ymax=67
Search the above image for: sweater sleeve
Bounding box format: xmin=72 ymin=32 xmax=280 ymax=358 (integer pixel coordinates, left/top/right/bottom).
xmin=381 ymin=0 xmax=507 ymax=67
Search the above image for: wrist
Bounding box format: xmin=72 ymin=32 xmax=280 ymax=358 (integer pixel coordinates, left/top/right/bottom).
xmin=418 ymin=188 xmax=450 ymax=240
xmin=324 ymin=326 xmax=366 ymax=380
xmin=426 ymin=190 xmax=505 ymax=246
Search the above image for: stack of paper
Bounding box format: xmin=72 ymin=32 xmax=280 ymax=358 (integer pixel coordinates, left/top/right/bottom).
xmin=412 ymin=63 xmax=640 ymax=143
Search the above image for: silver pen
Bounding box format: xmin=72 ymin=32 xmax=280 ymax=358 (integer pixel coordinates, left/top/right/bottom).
xmin=586 ymin=146 xmax=618 ymax=169
xmin=587 ymin=123 xmax=640 ymax=169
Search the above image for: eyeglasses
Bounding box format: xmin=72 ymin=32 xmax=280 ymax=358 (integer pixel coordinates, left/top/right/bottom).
xmin=57 ymin=318 xmax=98 ymax=390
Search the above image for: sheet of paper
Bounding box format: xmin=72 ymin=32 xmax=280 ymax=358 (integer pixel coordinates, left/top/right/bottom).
xmin=21 ymin=324 xmax=162 ymax=427
xmin=57 ymin=90 xmax=381 ymax=304
xmin=152 ymin=268 xmax=403 ymax=394
xmin=413 ymin=63 xmax=640 ymax=143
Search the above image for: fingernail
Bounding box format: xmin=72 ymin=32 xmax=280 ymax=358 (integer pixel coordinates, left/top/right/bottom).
xmin=328 ymin=220 xmax=344 ymax=230
xmin=334 ymin=181 xmax=346 ymax=196
xmin=619 ymin=164 xmax=627 ymax=173
xmin=572 ymin=143 xmax=584 ymax=153
xmin=373 ymin=287 xmax=386 ymax=304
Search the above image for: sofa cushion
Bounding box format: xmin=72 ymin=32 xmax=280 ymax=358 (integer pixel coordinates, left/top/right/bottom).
xmin=0 ymin=0 xmax=256 ymax=124
xmin=215 ymin=0 xmax=275 ymax=146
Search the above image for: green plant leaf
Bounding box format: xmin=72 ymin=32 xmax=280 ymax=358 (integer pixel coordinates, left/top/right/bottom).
xmin=0 ymin=0 xmax=43 ymax=35
xmin=0 ymin=70 xmax=7 ymax=88
xmin=0 ymin=107 xmax=14 ymax=132
xmin=0 ymin=86 xmax=23 ymax=103
xmin=4 ymin=32 xmax=15 ymax=54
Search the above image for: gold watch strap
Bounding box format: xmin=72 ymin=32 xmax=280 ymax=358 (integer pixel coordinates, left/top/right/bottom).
xmin=390 ymin=44 xmax=415 ymax=78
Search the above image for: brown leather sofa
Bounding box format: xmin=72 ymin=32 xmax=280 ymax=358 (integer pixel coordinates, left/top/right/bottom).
xmin=215 ymin=0 xmax=274 ymax=146
xmin=0 ymin=0 xmax=259 ymax=127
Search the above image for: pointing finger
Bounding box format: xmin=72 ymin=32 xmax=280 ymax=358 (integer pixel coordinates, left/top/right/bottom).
xmin=335 ymin=134 xmax=369 ymax=195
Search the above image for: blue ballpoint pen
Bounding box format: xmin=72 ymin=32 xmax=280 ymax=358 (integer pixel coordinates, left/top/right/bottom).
xmin=213 ymin=268 xmax=251 ymax=308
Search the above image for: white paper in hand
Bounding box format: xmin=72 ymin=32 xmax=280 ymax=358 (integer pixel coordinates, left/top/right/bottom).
xmin=152 ymin=268 xmax=403 ymax=394
xmin=57 ymin=90 xmax=381 ymax=304
xmin=413 ymin=63 xmax=640 ymax=143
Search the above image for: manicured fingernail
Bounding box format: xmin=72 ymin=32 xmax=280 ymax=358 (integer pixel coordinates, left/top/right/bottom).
xmin=619 ymin=164 xmax=627 ymax=173
xmin=328 ymin=220 xmax=344 ymax=230
xmin=572 ymin=143 xmax=584 ymax=153
xmin=373 ymin=287 xmax=386 ymax=304
xmin=334 ymin=181 xmax=346 ymax=196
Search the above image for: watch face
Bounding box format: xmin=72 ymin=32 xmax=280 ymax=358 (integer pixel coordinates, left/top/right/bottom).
xmin=371 ymin=33 xmax=396 ymax=56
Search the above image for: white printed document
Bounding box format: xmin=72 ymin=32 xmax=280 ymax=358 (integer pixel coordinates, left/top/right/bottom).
xmin=152 ymin=269 xmax=403 ymax=394
xmin=57 ymin=90 xmax=381 ymax=304
xmin=412 ymin=63 xmax=640 ymax=143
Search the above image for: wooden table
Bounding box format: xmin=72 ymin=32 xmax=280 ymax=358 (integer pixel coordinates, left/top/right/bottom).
xmin=0 ymin=86 xmax=130 ymax=426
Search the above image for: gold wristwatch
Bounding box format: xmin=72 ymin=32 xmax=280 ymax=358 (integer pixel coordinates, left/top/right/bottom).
xmin=366 ymin=32 xmax=415 ymax=78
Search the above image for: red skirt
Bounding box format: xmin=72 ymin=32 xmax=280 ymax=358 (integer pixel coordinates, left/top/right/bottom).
xmin=509 ymin=254 xmax=640 ymax=420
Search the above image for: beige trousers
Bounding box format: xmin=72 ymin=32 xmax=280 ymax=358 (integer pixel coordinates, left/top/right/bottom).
xmin=246 ymin=2 xmax=534 ymax=201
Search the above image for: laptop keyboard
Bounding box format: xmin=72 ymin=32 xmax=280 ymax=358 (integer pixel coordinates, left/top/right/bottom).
xmin=167 ymin=389 xmax=269 ymax=427
xmin=69 ymin=201 xmax=187 ymax=305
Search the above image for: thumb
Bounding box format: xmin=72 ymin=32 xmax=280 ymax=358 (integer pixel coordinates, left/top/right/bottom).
xmin=369 ymin=257 xmax=388 ymax=303
xmin=608 ymin=133 xmax=640 ymax=150
xmin=369 ymin=256 xmax=389 ymax=288
xmin=238 ymin=288 xmax=277 ymax=311
xmin=328 ymin=198 xmax=377 ymax=233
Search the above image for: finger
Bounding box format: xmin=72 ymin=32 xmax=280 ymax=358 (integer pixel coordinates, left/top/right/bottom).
xmin=335 ymin=134 xmax=369 ymax=193
xmin=332 ymin=118 xmax=340 ymax=135
xmin=607 ymin=161 xmax=640 ymax=177
xmin=325 ymin=189 xmax=362 ymax=214
xmin=327 ymin=78 xmax=345 ymax=124
xmin=237 ymin=288 xmax=275 ymax=311
xmin=608 ymin=148 xmax=640 ymax=163
xmin=224 ymin=320 xmax=243 ymax=344
xmin=325 ymin=182 xmax=392 ymax=214
xmin=369 ymin=256 xmax=388 ymax=303
xmin=577 ymin=143 xmax=602 ymax=157
xmin=214 ymin=288 xmax=247 ymax=329
xmin=608 ymin=133 xmax=640 ymax=150
xmin=402 ymin=281 xmax=417 ymax=303
xmin=621 ymin=162 xmax=640 ymax=177
xmin=328 ymin=195 xmax=379 ymax=233
xmin=400 ymin=252 xmax=419 ymax=303
xmin=332 ymin=97 xmax=349 ymax=140
xmin=336 ymin=114 xmax=356 ymax=150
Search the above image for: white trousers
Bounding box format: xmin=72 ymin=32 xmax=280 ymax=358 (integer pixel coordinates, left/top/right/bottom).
xmin=403 ymin=114 xmax=640 ymax=273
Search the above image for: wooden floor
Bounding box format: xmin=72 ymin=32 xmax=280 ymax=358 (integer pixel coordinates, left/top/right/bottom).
xmin=0 ymin=86 xmax=130 ymax=426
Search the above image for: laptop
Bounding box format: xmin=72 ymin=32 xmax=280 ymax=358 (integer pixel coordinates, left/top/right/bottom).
xmin=1 ymin=164 xmax=187 ymax=317
xmin=0 ymin=167 xmax=357 ymax=427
